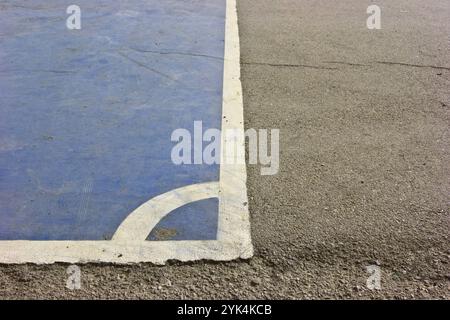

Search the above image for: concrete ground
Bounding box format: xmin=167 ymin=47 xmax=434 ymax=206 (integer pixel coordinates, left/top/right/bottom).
xmin=0 ymin=0 xmax=449 ymax=299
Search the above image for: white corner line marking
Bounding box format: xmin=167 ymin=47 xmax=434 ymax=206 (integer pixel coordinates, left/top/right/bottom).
xmin=0 ymin=0 xmax=252 ymax=264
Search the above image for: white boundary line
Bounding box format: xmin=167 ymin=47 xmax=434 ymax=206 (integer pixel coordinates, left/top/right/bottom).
xmin=0 ymin=0 xmax=252 ymax=264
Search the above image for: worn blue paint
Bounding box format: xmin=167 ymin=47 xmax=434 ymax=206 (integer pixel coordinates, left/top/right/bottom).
xmin=0 ymin=0 xmax=225 ymax=240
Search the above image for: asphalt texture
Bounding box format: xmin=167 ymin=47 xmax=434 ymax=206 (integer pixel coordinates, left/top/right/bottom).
xmin=1 ymin=0 xmax=449 ymax=299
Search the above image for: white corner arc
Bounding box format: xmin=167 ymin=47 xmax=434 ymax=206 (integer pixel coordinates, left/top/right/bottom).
xmin=112 ymin=182 xmax=219 ymax=242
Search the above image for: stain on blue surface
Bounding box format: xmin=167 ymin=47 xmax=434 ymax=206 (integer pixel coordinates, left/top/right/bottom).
xmin=0 ymin=0 xmax=225 ymax=240
xmin=147 ymin=198 xmax=218 ymax=241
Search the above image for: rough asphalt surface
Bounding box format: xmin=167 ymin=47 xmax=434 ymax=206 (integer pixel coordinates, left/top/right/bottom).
xmin=1 ymin=0 xmax=449 ymax=299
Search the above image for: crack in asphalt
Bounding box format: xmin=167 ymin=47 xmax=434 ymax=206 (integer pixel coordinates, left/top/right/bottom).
xmin=241 ymin=61 xmax=339 ymax=70
xmin=117 ymin=51 xmax=178 ymax=82
xmin=128 ymin=47 xmax=224 ymax=61
xmin=374 ymin=61 xmax=450 ymax=71
xmin=325 ymin=60 xmax=450 ymax=71
xmin=323 ymin=61 xmax=371 ymax=67
xmin=246 ymin=59 xmax=450 ymax=71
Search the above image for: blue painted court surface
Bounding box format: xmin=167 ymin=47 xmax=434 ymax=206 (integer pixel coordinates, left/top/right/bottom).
xmin=0 ymin=1 xmax=225 ymax=240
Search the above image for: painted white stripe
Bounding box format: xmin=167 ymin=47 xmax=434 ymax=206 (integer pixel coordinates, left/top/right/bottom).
xmin=217 ymin=0 xmax=252 ymax=250
xmin=0 ymin=240 xmax=247 ymax=265
xmin=112 ymin=182 xmax=219 ymax=242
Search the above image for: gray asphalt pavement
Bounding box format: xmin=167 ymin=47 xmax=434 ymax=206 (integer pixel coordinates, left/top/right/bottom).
xmin=1 ymin=0 xmax=449 ymax=299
